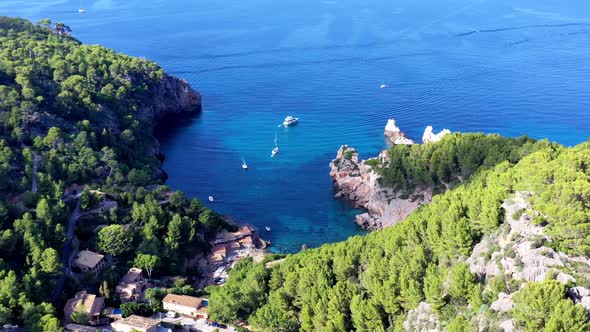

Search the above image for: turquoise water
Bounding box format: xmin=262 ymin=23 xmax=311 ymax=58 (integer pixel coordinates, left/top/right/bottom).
xmin=4 ymin=0 xmax=590 ymax=252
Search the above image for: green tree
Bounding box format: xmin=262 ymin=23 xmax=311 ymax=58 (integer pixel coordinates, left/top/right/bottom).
xmin=40 ymin=248 xmax=61 ymax=274
xmin=70 ymin=304 xmax=89 ymax=325
xmin=545 ymin=299 xmax=590 ymax=332
xmin=98 ymin=225 xmax=133 ymax=256
xmin=512 ymin=280 xmax=568 ymax=331
xmin=134 ymin=254 xmax=159 ymax=279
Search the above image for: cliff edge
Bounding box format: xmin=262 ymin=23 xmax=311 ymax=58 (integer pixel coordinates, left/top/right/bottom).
xmin=330 ymin=119 xmax=450 ymax=230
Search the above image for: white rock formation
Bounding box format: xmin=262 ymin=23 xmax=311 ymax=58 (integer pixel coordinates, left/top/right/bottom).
xmin=422 ymin=126 xmax=451 ymax=143
xmin=404 ymin=302 xmax=440 ymax=332
xmin=490 ymin=292 xmax=514 ymax=312
xmin=384 ymin=119 xmax=414 ymax=145
xmin=499 ymin=319 xmax=515 ymax=332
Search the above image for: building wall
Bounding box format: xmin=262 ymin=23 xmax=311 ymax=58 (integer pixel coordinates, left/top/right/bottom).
xmin=111 ymin=322 xmax=156 ymax=332
xmin=162 ymin=302 xmax=196 ymax=317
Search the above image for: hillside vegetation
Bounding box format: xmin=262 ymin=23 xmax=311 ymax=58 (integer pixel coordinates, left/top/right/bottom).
xmin=0 ymin=17 xmax=228 ymax=330
xmin=209 ymin=140 xmax=590 ymax=331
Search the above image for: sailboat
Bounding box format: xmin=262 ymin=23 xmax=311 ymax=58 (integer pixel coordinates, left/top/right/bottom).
xmin=271 ymin=132 xmax=279 ymax=157
xmin=78 ymin=0 xmax=87 ymax=12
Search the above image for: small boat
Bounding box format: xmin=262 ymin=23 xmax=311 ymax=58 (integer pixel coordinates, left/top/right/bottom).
xmin=265 ymin=226 xmax=271 ymax=232
xmin=78 ymin=0 xmax=86 ymax=12
xmin=283 ymin=116 xmax=299 ymax=126
xmin=271 ymin=132 xmax=279 ymax=157
xmin=242 ymin=161 xmax=248 ymax=170
xmin=208 ymin=196 xmax=214 ymax=202
xmin=380 ymin=83 xmax=389 ymax=89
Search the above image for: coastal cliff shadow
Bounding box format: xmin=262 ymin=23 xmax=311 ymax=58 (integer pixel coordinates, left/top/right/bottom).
xmin=154 ymin=111 xmax=202 ymax=145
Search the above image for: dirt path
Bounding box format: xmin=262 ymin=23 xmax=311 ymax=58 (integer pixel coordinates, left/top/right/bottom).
xmin=31 ymin=153 xmax=40 ymax=193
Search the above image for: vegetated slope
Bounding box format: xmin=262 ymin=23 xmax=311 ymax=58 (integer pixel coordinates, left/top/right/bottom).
xmin=0 ymin=17 xmax=229 ymax=329
xmin=209 ymin=140 xmax=590 ymax=331
xmin=371 ymin=133 xmax=547 ymax=194
xmin=330 ymin=133 xmax=551 ymax=229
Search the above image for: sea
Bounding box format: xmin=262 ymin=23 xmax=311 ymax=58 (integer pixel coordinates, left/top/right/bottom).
xmin=3 ymin=0 xmax=590 ymax=252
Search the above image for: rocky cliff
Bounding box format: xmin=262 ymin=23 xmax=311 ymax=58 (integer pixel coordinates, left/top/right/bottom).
xmin=330 ymin=119 xmax=449 ymax=230
xmin=329 ymin=145 xmax=432 ymax=230
xmin=138 ymin=73 xmax=202 ymax=124
xmin=141 ymin=74 xmax=201 ymax=178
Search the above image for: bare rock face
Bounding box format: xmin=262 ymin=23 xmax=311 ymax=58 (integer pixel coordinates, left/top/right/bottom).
xmin=139 ymin=74 xmax=202 ymax=123
xmin=384 ymin=119 xmax=415 ymax=145
xmin=568 ymin=287 xmax=590 ymax=313
xmin=330 ymin=145 xmax=431 ymax=230
xmin=467 ymin=191 xmax=586 ymax=285
xmin=499 ymin=319 xmax=515 ymax=332
xmin=491 ymin=292 xmax=514 ymax=312
xmin=404 ymin=302 xmax=441 ymax=332
xmin=422 ymin=126 xmax=451 ymax=144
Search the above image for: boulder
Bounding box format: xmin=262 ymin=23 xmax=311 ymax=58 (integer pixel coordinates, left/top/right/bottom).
xmin=491 ymin=292 xmax=514 ymax=312
xmin=499 ymin=319 xmax=515 ymax=332
xmin=404 ymin=302 xmax=440 ymax=332
xmin=568 ymin=287 xmax=590 ymax=301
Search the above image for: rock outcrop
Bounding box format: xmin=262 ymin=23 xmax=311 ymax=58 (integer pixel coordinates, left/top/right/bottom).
xmin=568 ymin=287 xmax=590 ymax=313
xmin=139 ymin=74 xmax=202 ymax=124
xmin=404 ymin=302 xmax=441 ymax=332
xmin=422 ymin=125 xmax=451 ymax=143
xmin=490 ymin=292 xmax=514 ymax=312
xmin=467 ymin=191 xmax=586 ymax=285
xmin=384 ymin=119 xmax=414 ymax=145
xmin=329 ymin=145 xmax=431 ymax=230
xmin=332 ymin=119 xmax=454 ymax=230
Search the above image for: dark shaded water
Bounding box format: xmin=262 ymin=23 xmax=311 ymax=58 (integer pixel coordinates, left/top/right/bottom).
xmin=4 ymin=0 xmax=590 ymax=252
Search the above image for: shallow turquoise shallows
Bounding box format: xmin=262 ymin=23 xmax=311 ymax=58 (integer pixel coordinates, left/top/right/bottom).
xmin=4 ymin=0 xmax=590 ymax=252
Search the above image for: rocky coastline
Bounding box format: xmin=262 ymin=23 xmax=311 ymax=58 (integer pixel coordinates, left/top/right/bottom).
xmin=330 ymin=119 xmax=450 ymax=230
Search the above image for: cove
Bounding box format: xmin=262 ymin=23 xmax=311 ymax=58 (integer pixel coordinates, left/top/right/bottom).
xmin=3 ymin=0 xmax=590 ymax=252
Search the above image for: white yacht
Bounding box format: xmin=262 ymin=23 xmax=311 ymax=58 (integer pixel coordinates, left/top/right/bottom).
xmin=242 ymin=161 xmax=248 ymax=170
xmin=78 ymin=0 xmax=86 ymax=12
xmin=208 ymin=196 xmax=214 ymax=202
xmin=283 ymin=116 xmax=299 ymax=126
xmin=380 ymin=83 xmax=389 ymax=89
xmin=265 ymin=226 xmax=271 ymax=232
xmin=271 ymin=132 xmax=279 ymax=157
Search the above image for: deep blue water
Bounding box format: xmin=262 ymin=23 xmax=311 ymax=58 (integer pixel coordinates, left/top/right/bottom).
xmin=3 ymin=0 xmax=590 ymax=252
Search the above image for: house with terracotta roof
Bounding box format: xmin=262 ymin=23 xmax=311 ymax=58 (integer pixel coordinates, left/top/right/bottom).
xmin=74 ymin=250 xmax=108 ymax=276
xmin=162 ymin=294 xmax=208 ymax=319
xmin=111 ymin=315 xmax=158 ymax=332
xmin=64 ymin=291 xmax=104 ymax=325
xmin=116 ymin=267 xmax=146 ymax=303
